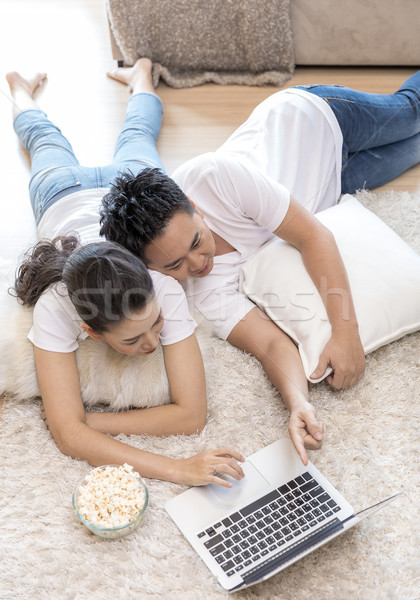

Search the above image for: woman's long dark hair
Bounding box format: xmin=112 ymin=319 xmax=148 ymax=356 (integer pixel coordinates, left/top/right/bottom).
xmin=13 ymin=234 xmax=154 ymax=333
xmin=14 ymin=235 xmax=80 ymax=307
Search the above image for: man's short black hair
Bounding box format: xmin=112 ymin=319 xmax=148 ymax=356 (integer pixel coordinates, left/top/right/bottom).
xmin=99 ymin=168 xmax=194 ymax=262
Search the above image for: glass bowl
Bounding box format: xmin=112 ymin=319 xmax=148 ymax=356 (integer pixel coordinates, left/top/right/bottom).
xmin=72 ymin=464 xmax=149 ymax=539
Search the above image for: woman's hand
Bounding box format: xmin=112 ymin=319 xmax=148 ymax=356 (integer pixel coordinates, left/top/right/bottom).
xmin=173 ymin=447 xmax=246 ymax=488
xmin=288 ymin=401 xmax=324 ymax=466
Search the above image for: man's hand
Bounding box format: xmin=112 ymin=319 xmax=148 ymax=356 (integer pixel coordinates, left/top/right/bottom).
xmin=288 ymin=401 xmax=324 ymax=465
xmin=310 ymin=328 xmax=365 ymax=389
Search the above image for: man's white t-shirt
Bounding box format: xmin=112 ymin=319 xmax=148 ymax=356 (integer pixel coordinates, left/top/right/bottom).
xmin=31 ymin=189 xmax=195 ymax=352
xmin=172 ymin=88 xmax=343 ymax=340
xmin=32 ymin=88 xmax=343 ymax=348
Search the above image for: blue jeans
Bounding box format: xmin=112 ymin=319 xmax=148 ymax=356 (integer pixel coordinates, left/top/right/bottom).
xmin=13 ymin=92 xmax=164 ymax=224
xmin=295 ymin=71 xmax=420 ymax=193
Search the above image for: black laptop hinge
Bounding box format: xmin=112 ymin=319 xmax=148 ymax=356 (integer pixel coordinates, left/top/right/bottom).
xmin=240 ymin=518 xmax=344 ymax=587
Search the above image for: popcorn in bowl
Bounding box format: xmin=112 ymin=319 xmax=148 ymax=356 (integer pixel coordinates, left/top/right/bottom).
xmin=73 ymin=463 xmax=148 ymax=538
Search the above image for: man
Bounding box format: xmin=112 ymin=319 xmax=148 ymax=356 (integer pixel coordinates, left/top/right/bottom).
xmin=100 ymin=73 xmax=420 ymax=462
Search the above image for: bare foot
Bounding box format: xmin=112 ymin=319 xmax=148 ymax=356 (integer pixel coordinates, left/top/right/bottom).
xmin=6 ymin=71 xmax=48 ymax=117
xmin=107 ymin=58 xmax=155 ymax=94
xmin=6 ymin=71 xmax=47 ymax=98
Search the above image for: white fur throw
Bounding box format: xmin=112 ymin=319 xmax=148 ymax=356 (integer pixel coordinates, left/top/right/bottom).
xmin=0 ymin=278 xmax=212 ymax=410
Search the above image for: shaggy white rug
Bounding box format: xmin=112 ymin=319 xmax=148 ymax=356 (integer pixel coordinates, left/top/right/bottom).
xmin=0 ymin=190 xmax=419 ymax=600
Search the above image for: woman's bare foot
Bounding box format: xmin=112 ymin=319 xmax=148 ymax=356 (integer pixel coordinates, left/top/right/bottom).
xmin=6 ymin=71 xmax=47 ymax=117
xmin=6 ymin=71 xmax=47 ymax=98
xmin=107 ymin=58 xmax=155 ymax=95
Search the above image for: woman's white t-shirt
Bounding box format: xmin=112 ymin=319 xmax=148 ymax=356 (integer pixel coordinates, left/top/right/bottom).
xmin=172 ymin=88 xmax=343 ymax=339
xmin=30 ymin=190 xmax=195 ymax=352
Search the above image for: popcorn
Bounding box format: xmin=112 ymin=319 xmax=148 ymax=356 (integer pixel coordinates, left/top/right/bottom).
xmin=77 ymin=464 xmax=146 ymax=528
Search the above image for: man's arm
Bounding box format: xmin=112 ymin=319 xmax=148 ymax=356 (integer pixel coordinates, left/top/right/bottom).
xmin=228 ymin=306 xmax=324 ymax=465
xmin=273 ymin=196 xmax=365 ymax=389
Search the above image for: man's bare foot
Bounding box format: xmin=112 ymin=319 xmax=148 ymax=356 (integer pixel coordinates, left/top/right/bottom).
xmin=107 ymin=58 xmax=155 ymax=95
xmin=6 ymin=71 xmax=47 ymax=98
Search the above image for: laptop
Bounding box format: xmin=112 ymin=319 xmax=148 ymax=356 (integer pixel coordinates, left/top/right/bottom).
xmin=165 ymin=437 xmax=401 ymax=592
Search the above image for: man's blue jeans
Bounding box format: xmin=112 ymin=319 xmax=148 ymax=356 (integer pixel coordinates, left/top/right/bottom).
xmin=13 ymin=92 xmax=164 ymax=224
xmin=295 ymin=71 xmax=420 ymax=193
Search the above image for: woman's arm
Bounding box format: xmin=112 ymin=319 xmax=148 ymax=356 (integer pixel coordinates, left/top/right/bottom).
xmin=273 ymin=196 xmax=365 ymax=389
xmin=35 ymin=347 xmax=243 ymax=487
xmin=86 ymin=333 xmax=207 ymax=436
xmin=228 ymin=307 xmax=324 ymax=465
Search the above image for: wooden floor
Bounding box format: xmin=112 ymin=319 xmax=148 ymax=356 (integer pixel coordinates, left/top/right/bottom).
xmin=0 ymin=0 xmax=419 ymax=264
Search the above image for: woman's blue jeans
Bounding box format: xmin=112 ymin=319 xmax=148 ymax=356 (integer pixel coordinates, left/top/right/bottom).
xmin=295 ymin=71 xmax=420 ymax=193
xmin=13 ymin=92 xmax=164 ymax=224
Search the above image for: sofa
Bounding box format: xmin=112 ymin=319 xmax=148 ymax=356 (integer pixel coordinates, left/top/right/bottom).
xmin=291 ymin=0 xmax=419 ymax=66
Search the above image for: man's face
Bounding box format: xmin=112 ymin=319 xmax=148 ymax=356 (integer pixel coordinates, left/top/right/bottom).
xmin=144 ymin=210 xmax=216 ymax=283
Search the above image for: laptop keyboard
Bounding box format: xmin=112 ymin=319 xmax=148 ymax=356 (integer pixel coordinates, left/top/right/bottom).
xmin=196 ymin=471 xmax=340 ymax=578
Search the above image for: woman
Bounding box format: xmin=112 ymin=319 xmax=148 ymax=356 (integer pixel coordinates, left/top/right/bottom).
xmin=6 ymin=60 xmax=245 ymax=487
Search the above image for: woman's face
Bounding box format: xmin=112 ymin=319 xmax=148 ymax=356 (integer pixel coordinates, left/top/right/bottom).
xmin=96 ymin=298 xmax=164 ymax=356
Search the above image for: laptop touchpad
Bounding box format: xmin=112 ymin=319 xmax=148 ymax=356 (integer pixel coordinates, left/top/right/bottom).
xmin=209 ymin=460 xmax=271 ymax=508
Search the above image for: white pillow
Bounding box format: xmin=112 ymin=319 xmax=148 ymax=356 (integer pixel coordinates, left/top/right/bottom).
xmin=240 ymin=195 xmax=420 ymax=382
